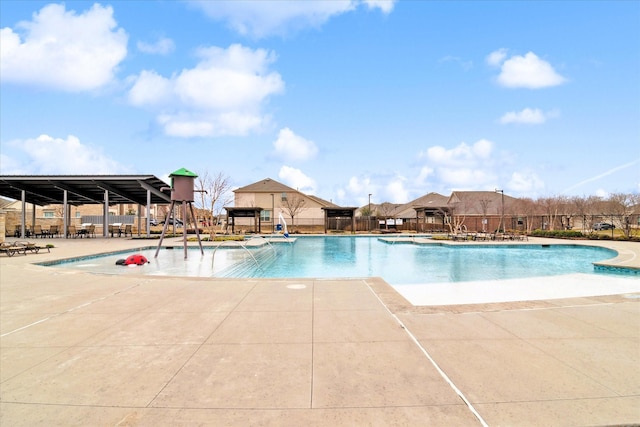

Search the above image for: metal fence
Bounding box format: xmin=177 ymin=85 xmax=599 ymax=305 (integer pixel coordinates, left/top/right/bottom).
xmin=81 ymin=215 xmax=137 ymax=225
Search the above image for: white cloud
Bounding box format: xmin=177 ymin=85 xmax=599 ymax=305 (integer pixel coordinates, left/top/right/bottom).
xmin=0 ymin=152 xmax=21 ymax=174
xmin=438 ymin=168 xmax=494 ymax=188
xmin=335 ymin=173 xmax=414 ymax=206
xmin=272 ymin=128 xmax=319 ymax=162
xmin=137 ymin=36 xmax=175 ymax=55
xmin=499 ymin=108 xmax=554 ymax=124
xmin=0 ymin=3 xmax=127 ymax=91
xmin=347 ymin=176 xmax=372 ymax=195
xmin=384 ymin=177 xmax=409 ymax=203
xmin=278 ymin=166 xmax=317 ymax=193
xmin=417 ymin=139 xmax=499 ymax=191
xmin=486 ymin=48 xmax=508 ymax=66
xmin=128 ymin=70 xmax=173 ymax=106
xmin=594 ymin=189 xmax=609 ymax=198
xmin=495 ymin=51 xmax=566 ymax=89
xmin=422 ymin=139 xmax=494 ymax=167
xmin=363 ymin=0 xmax=397 ymax=13
xmin=415 ymin=166 xmax=434 ymax=187
xmin=189 ymin=0 xmax=394 ymax=38
xmin=4 ymin=134 xmax=129 ymax=174
xmin=127 ymin=44 xmax=284 ymax=137
xmin=508 ymin=171 xmax=545 ymax=194
xmin=333 ymin=176 xmax=374 ymax=206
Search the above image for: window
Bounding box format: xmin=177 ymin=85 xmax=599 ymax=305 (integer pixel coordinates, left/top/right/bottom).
xmin=281 ymin=192 xmax=287 ymax=201
xmin=260 ymin=210 xmax=272 ymax=222
xmin=43 ymin=212 xmax=55 ymax=218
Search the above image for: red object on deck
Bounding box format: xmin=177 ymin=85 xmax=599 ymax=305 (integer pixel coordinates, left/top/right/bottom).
xmin=123 ymin=254 xmax=149 ymax=265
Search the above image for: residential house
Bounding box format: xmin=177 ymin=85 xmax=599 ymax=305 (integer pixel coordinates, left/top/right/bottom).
xmin=444 ymin=191 xmax=521 ymax=232
xmin=356 ymin=191 xmax=527 ymax=233
xmin=356 ymin=192 xmax=450 ymax=232
xmin=230 ymin=178 xmax=338 ymax=233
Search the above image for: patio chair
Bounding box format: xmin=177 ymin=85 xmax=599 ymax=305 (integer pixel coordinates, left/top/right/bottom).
xmin=77 ymin=223 xmax=92 ymax=238
xmin=108 ymin=224 xmax=121 ymax=237
xmin=86 ymin=225 xmax=96 ymax=238
xmin=67 ymin=225 xmax=78 ymax=238
xmin=472 ymin=232 xmax=488 ymax=241
xmin=33 ymin=225 xmax=45 ymax=238
xmin=49 ymin=225 xmax=59 ymax=238
xmin=123 ymin=224 xmax=132 ymax=237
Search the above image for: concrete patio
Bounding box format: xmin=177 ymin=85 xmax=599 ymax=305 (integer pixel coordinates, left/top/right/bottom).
xmin=1 ymin=236 xmax=638 ymax=426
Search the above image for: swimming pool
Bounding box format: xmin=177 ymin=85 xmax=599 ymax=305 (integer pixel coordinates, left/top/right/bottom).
xmin=49 ymin=236 xmax=623 ymax=285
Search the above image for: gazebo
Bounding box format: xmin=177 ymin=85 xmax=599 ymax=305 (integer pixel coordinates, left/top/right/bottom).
xmin=224 ymin=207 xmax=264 ymax=234
xmin=321 ymin=207 xmax=357 ymax=234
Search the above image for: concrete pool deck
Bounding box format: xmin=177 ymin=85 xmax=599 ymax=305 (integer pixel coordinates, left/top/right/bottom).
xmin=1 ymin=236 xmax=639 ymax=426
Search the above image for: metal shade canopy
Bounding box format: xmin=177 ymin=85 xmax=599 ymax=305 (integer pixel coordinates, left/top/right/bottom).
xmin=0 ymin=175 xmax=172 ymax=206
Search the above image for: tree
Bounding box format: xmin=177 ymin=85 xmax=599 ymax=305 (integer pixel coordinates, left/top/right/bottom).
xmin=194 ymin=170 xmax=232 ymax=229
xmin=570 ymin=195 xmax=601 ymax=232
xmin=281 ymin=193 xmax=306 ymax=229
xmin=359 ymin=206 xmax=374 ymax=217
xmin=442 ymin=201 xmax=466 ymax=234
xmin=511 ymin=197 xmax=536 ymax=233
xmin=377 ymin=202 xmax=397 ymax=229
xmin=606 ymin=192 xmax=638 ymax=238
xmin=537 ymin=195 xmax=568 ymax=231
xmin=478 ymin=198 xmax=492 ymax=232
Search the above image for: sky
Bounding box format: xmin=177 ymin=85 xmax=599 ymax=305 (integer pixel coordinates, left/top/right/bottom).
xmin=1 ymin=0 xmax=639 ymax=208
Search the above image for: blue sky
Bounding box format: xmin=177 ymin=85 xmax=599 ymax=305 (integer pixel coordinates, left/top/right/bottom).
xmin=1 ymin=0 xmax=639 ymax=207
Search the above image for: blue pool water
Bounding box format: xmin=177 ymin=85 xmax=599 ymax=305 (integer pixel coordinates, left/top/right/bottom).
xmin=48 ymin=236 xmax=621 ymax=285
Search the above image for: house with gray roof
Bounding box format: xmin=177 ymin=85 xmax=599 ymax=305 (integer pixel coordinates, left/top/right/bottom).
xmin=231 ymin=178 xmax=338 ymax=232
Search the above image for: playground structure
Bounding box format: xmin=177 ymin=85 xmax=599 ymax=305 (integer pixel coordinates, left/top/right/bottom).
xmin=154 ymin=168 xmax=204 ymax=260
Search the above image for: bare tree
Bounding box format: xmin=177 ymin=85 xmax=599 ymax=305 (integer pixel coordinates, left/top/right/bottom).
xmin=607 ymin=192 xmax=638 ymax=238
xmin=194 ymin=170 xmax=232 ymax=227
xmin=442 ymin=202 xmax=466 ymax=234
xmin=478 ymin=198 xmax=492 ymax=232
xmin=157 ymin=205 xmax=169 ymax=222
xmin=569 ymin=195 xmax=602 ymax=232
xmin=537 ymin=195 xmax=568 ymax=231
xmin=377 ymin=202 xmax=397 ymax=229
xmin=510 ymin=197 xmax=534 ymax=233
xmin=195 ymin=171 xmax=211 ymax=223
xmin=281 ymin=193 xmax=306 ymax=229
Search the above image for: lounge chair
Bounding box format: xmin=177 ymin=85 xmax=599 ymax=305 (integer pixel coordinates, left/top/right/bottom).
xmin=0 ymin=242 xmax=26 ymax=257
xmin=14 ymin=241 xmax=50 ymax=254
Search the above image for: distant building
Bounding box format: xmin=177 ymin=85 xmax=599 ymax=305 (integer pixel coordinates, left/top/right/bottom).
xmin=229 ymin=178 xmax=338 ymax=233
xmin=356 ymin=191 xmax=521 ymax=232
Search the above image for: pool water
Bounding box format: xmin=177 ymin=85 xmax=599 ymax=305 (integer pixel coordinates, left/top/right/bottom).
xmin=49 ymin=236 xmax=620 ymax=285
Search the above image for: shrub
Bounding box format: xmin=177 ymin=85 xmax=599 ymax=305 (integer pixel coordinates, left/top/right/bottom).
xmin=431 ymin=235 xmax=449 ymax=241
xmin=530 ymin=229 xmax=584 ymax=239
